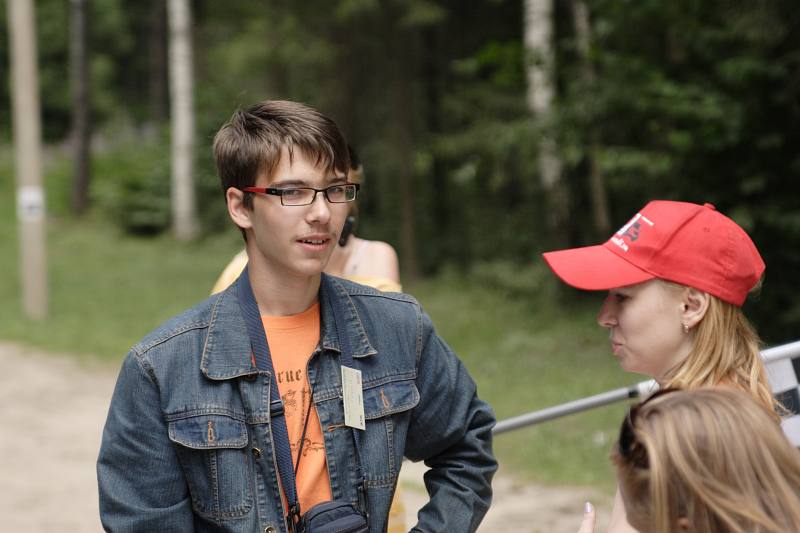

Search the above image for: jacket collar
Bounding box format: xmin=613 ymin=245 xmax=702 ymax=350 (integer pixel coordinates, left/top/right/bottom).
xmin=319 ymin=273 xmax=378 ymax=359
xmin=200 ymin=273 xmax=377 ymax=380
xmin=200 ymin=285 xmax=257 ymax=380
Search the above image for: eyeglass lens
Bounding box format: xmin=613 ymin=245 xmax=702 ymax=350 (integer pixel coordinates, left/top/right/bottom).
xmin=282 ymin=184 xmax=356 ymax=205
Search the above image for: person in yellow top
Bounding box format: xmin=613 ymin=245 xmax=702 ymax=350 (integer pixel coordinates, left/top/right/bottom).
xmin=211 ymin=144 xmax=407 ymax=531
xmin=318 ymin=145 xmax=401 ymax=292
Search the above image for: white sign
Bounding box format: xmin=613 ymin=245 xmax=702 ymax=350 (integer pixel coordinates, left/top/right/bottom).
xmin=17 ymin=186 xmax=45 ymax=221
xmin=341 ymin=366 xmax=365 ymax=431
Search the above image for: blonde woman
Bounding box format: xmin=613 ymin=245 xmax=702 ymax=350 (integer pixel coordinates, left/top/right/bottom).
xmin=613 ymin=387 xmax=800 ymax=532
xmin=543 ymin=200 xmax=778 ymax=531
xmin=321 ymin=145 xmax=401 ymax=292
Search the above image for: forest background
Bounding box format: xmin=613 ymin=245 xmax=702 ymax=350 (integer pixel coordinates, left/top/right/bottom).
xmin=1 ymin=0 xmax=799 ymax=491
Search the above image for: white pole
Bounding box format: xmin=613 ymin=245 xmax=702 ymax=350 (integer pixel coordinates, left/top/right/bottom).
xmin=168 ymin=0 xmax=198 ymax=240
xmin=8 ymin=0 xmax=48 ymax=319
xmin=493 ymin=341 xmax=800 ymax=434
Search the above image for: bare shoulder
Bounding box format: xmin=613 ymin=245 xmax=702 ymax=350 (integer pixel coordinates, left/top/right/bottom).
xmin=361 ymin=240 xmax=400 ymax=282
xmin=365 ymin=240 xmax=398 ymax=261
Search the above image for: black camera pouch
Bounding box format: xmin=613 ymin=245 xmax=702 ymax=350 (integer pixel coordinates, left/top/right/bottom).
xmin=300 ymin=500 xmax=369 ymax=533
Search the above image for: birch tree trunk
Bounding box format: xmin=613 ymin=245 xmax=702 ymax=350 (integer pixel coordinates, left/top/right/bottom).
xmin=168 ymin=0 xmax=198 ymax=241
xmin=69 ymin=0 xmax=92 ymax=214
xmin=8 ymin=0 xmax=48 ymax=319
xmin=524 ymin=0 xmax=569 ymax=246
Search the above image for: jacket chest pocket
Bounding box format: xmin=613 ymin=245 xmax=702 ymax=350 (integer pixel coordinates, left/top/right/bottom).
xmin=359 ymin=379 xmax=420 ymax=486
xmin=168 ymin=413 xmax=253 ymax=521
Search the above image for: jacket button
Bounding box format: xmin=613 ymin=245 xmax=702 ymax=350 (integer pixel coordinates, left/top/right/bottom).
xmin=264 ymin=527 xmax=276 ymax=533
xmin=252 ymin=447 xmax=262 ymax=459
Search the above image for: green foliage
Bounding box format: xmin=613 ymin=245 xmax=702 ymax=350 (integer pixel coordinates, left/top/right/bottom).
xmin=1 ymin=0 xmax=799 ymax=343
xmin=0 ymin=156 xmax=243 ymax=356
xmin=91 ymin=130 xmax=171 ymax=234
xmin=0 ymin=0 xmax=141 ymax=139
xmin=0 ymin=8 xmax=8 ymax=142
xmin=87 ymin=0 xmax=142 ymax=122
xmin=467 ymin=259 xmax=558 ymax=300
xmin=557 ymin=0 xmax=800 ymax=342
xmin=0 ymin=148 xmax=15 ymax=239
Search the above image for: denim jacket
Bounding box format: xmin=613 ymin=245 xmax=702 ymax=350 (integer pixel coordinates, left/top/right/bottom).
xmin=97 ymin=274 xmax=497 ymax=532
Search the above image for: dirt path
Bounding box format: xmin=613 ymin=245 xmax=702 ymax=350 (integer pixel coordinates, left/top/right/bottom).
xmin=0 ymin=342 xmax=115 ymax=532
xmin=0 ymin=341 xmax=611 ymax=532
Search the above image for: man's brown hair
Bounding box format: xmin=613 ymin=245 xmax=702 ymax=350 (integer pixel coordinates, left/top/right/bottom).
xmin=213 ymin=100 xmax=350 ymax=210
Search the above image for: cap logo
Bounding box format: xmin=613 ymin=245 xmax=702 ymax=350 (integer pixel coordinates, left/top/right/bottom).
xmin=610 ymin=213 xmax=654 ymax=252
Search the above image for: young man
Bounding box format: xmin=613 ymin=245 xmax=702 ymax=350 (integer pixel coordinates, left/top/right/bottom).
xmin=97 ymin=100 xmax=496 ymax=532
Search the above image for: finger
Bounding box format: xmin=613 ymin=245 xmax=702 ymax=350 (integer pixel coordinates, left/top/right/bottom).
xmin=577 ymin=501 xmax=596 ymax=533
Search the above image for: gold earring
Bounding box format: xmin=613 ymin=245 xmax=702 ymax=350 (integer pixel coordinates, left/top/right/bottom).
xmin=683 ymin=324 xmax=690 ymax=334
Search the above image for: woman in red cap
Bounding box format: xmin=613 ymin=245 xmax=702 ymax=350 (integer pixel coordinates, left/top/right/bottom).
xmin=543 ymin=200 xmax=780 ymax=532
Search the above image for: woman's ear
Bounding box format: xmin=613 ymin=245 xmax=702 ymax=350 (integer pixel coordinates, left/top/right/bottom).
xmin=226 ymin=187 xmax=253 ymax=230
xmin=681 ymin=288 xmax=710 ymax=330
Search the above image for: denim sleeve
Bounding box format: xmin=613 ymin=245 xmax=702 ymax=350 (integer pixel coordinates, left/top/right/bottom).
xmin=97 ymin=352 xmax=195 ymax=532
xmin=404 ymin=311 xmax=497 ymax=533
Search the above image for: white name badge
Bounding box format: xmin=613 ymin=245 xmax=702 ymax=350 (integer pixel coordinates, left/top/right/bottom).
xmin=341 ymin=366 xmax=365 ymax=430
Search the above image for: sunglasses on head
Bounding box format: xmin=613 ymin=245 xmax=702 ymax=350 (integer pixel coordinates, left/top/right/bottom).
xmin=618 ymin=388 xmax=681 ymax=468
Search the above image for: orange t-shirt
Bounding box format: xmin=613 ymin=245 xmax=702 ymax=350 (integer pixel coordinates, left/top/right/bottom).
xmin=262 ymin=302 xmax=332 ymax=514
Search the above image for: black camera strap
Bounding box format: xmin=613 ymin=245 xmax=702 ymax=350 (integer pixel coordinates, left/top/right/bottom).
xmin=237 ymin=266 xmax=303 ymax=526
xmin=236 ymin=268 xmax=367 ymax=531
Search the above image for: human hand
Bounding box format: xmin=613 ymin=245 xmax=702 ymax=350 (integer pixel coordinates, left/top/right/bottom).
xmin=577 ymin=502 xmax=596 ymax=533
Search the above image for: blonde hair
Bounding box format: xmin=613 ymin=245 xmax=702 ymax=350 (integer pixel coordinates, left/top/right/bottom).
xmin=614 ymin=388 xmax=800 ymax=533
xmin=659 ymin=281 xmax=780 ymax=419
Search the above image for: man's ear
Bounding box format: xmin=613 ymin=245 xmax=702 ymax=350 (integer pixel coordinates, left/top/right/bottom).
xmin=226 ymin=187 xmax=253 ymax=230
xmin=681 ymin=287 xmax=710 ymax=329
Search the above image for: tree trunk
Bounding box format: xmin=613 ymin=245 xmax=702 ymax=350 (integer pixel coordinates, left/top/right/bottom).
xmin=387 ymin=15 xmax=420 ymax=283
xmin=395 ymin=72 xmax=419 ymax=284
xmin=7 ymin=0 xmax=48 ymax=319
xmin=69 ymin=0 xmax=92 ymax=214
xmin=524 ymin=0 xmax=569 ymax=246
xmin=422 ymin=27 xmax=450 ymax=270
xmin=573 ymin=0 xmax=611 ymax=237
xmin=148 ymin=0 xmax=168 ymax=125
xmin=168 ymin=0 xmax=198 ymax=241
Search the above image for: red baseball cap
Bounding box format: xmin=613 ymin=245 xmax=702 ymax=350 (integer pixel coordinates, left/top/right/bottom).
xmin=542 ymin=201 xmax=765 ymax=306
